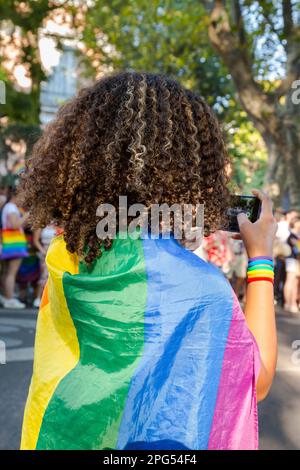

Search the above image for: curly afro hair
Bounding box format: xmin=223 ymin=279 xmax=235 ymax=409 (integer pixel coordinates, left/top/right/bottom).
xmin=19 ymin=71 xmax=230 ymax=263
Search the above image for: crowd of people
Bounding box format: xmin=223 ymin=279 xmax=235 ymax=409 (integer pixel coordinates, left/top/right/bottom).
xmin=0 ymin=184 xmax=299 ymax=314
xmin=0 ymin=185 xmax=59 ymax=309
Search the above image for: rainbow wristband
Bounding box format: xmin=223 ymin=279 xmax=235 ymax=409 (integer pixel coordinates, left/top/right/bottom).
xmin=247 ymin=256 xmax=274 ymax=284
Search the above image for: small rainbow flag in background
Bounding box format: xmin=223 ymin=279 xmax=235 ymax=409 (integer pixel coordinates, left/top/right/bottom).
xmin=21 ymin=233 xmax=260 ymax=450
xmin=0 ymin=229 xmax=28 ymax=260
xmin=295 ymin=239 xmax=300 ymax=256
xmin=12 ymin=158 xmax=25 ymax=176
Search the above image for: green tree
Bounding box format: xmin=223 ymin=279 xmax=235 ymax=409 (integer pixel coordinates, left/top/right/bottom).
xmin=0 ymin=1 xmax=71 ymax=165
xmin=0 ymin=0 xmax=53 ymax=122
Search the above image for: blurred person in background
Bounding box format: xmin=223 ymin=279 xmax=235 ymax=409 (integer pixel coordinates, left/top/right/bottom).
xmin=284 ymin=216 xmax=300 ymax=314
xmin=276 ymin=209 xmax=298 ymax=243
xmin=202 ymin=230 xmax=234 ymax=278
xmin=0 ymin=186 xmax=29 ymax=309
xmin=228 ymin=239 xmax=248 ymax=303
xmin=0 ymin=185 xmax=8 ymax=212
xmin=33 ymin=225 xmax=58 ymax=308
xmin=273 ymin=236 xmax=291 ymax=307
xmin=273 ymin=209 xmax=299 ymax=308
xmin=0 ymin=185 xmax=8 ymax=291
xmin=16 ymin=225 xmax=41 ymax=307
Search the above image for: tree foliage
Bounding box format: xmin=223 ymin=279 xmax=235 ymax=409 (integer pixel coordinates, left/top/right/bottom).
xmin=6 ymin=0 xmax=300 ymax=197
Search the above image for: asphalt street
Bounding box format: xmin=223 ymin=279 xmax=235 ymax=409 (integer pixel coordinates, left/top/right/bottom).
xmin=0 ymin=307 xmax=299 ymax=450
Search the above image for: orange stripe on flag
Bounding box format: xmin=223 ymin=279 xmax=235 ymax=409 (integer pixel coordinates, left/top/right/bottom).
xmin=40 ymin=282 xmax=49 ymax=308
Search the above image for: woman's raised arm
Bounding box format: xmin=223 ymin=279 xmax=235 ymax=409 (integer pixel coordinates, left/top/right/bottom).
xmin=237 ymin=189 xmax=278 ymax=401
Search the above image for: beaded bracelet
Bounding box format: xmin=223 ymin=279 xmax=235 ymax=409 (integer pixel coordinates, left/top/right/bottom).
xmin=247 ymin=256 xmax=274 ymax=284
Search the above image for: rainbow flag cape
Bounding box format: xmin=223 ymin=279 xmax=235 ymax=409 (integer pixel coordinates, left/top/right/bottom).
xmin=21 ymin=233 xmax=260 ymax=450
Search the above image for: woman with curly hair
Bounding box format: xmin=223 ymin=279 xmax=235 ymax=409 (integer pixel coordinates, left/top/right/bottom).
xmin=20 ymin=71 xmax=277 ymax=450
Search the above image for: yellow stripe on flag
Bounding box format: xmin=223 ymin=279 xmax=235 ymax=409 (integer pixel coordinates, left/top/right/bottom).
xmin=20 ymin=235 xmax=80 ymax=450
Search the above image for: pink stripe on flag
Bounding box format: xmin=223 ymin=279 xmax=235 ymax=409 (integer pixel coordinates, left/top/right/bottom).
xmin=208 ymin=292 xmax=261 ymax=450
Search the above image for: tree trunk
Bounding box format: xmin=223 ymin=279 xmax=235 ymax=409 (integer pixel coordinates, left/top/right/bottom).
xmin=260 ymin=87 xmax=300 ymax=210
xmin=208 ymin=0 xmax=300 ymax=210
xmin=262 ymin=134 xmax=284 ymax=206
xmin=263 ymin=111 xmax=300 ymax=210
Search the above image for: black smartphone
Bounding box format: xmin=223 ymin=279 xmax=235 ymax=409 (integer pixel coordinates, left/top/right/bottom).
xmin=223 ymin=195 xmax=262 ymax=233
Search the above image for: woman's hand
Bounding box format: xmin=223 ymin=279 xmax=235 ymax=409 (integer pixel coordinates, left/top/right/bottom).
xmin=237 ymin=189 xmax=278 ymax=258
